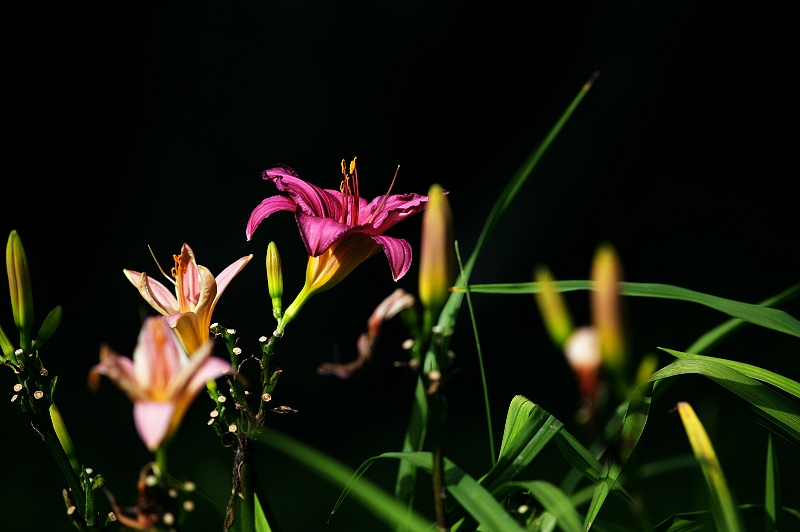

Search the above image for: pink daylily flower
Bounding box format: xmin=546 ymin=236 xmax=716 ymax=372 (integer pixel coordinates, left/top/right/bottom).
xmin=124 ymin=244 xmax=252 ymax=355
xmin=246 ymin=159 xmax=428 ymax=331
xmin=88 ymin=317 xmax=232 ymax=451
xmin=246 ymin=159 xmax=428 ymax=282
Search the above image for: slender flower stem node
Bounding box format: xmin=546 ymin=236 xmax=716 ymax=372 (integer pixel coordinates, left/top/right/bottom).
xmin=246 ymin=158 xmax=429 ymax=333
xmin=6 ymin=230 xmax=35 ymax=349
xmin=266 ymin=241 xmax=283 ymax=320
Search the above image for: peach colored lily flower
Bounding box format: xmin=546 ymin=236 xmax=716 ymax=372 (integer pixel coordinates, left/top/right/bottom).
xmin=124 ymin=244 xmax=252 ymax=355
xmin=88 ymin=317 xmax=232 ymax=451
xmin=246 ymin=159 xmax=428 ymax=331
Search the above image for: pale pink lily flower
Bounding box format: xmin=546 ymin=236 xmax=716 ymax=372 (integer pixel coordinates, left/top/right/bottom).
xmin=88 ymin=317 xmax=232 ymax=451
xmin=124 ymin=243 xmax=252 ymax=355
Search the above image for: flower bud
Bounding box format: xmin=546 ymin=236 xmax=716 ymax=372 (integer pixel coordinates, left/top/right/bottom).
xmin=0 ymin=323 xmax=13 ymax=360
xmin=533 ymin=265 xmax=574 ymax=348
xmin=6 ymin=231 xmax=34 ymax=344
xmin=36 ymin=305 xmax=63 ymax=346
xmin=266 ymin=241 xmax=283 ymax=320
xmin=590 ymin=242 xmax=627 ymax=374
xmin=418 ymin=184 xmax=454 ymax=317
xmin=50 ymin=403 xmax=80 ymax=473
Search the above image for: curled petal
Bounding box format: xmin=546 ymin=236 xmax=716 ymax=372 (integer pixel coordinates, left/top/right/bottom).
xmin=372 ymin=235 xmax=412 ymax=281
xmin=264 ymin=166 xmax=344 ymax=220
xmin=125 ymin=270 xmax=180 ymax=316
xmin=246 ymin=196 xmax=298 ymax=241
xmin=89 ymin=345 xmax=147 ymax=402
xmin=362 ymin=192 xmax=429 ymax=230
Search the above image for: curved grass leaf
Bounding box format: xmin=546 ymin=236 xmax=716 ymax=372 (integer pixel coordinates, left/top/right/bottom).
xmin=649 ymin=359 xmax=800 ymax=445
xmin=483 ymin=396 xmax=563 ymax=490
xmin=685 ymin=283 xmax=800 ymax=354
xmin=455 ymin=281 xmax=800 ymax=340
xmin=252 ymin=429 xmax=432 ymax=532
xmin=660 ymin=348 xmax=800 ymax=400
xmin=676 ymin=401 xmax=744 ymax=532
xmin=333 ymin=451 xmax=526 ymax=532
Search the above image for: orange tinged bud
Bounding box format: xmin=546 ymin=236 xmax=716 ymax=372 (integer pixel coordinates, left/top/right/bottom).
xmin=418 ymin=184 xmax=454 ymax=318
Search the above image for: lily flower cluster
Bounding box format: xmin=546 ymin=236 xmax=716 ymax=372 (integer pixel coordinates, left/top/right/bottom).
xmin=2 ymin=158 xmax=435 ymax=531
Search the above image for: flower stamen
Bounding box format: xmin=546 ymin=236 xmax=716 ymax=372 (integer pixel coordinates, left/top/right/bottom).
xmin=367 ymin=165 xmax=400 ymax=225
xmin=147 ymin=245 xmax=176 ymax=287
xmin=339 ymin=158 xmax=360 ymax=226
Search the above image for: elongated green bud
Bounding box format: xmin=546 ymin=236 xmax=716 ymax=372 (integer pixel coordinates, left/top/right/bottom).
xmin=50 ymin=403 xmax=80 ymax=473
xmin=590 ymin=242 xmax=627 ymax=375
xmin=37 ymin=305 xmax=63 ymax=346
xmin=533 ymin=265 xmax=574 ymax=348
xmin=0 ymin=323 xmax=13 ymax=360
xmin=6 ymin=231 xmax=34 ymax=348
xmin=266 ymin=242 xmax=283 ymax=320
xmin=418 ymin=184 xmax=454 ymax=317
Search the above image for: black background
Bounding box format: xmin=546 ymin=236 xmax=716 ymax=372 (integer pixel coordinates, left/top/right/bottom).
xmin=2 ymin=1 xmax=798 ymax=530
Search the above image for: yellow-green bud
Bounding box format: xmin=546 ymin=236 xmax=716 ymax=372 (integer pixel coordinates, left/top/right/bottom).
xmin=36 ymin=305 xmax=63 ymax=346
xmin=0 ymin=323 xmax=13 ymax=360
xmin=418 ymin=184 xmax=454 ymax=317
xmin=590 ymin=242 xmax=627 ymax=374
xmin=266 ymin=242 xmax=283 ymax=320
xmin=533 ymin=265 xmax=574 ymax=348
xmin=6 ymin=231 xmax=34 ymax=346
xmin=50 ymin=403 xmax=80 ymax=473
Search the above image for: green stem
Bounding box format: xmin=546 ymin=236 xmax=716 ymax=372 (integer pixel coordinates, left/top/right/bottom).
xmin=37 ymin=413 xmax=99 ymax=530
xmin=238 ymin=444 xmax=255 ymax=532
xmin=428 ymin=389 xmax=448 ymax=531
xmin=155 ymin=444 xmax=169 ymax=477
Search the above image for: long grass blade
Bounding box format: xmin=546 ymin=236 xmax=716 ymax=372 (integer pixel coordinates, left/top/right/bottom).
xmin=456 ymin=281 xmax=800 ymax=339
xmin=675 ymin=401 xmax=743 ymax=532
xmin=660 ymin=348 xmax=800 ymax=399
xmin=252 ymin=429 xmax=432 ymax=532
xmin=649 ymin=358 xmax=800 ymax=445
xmin=686 ymin=283 xmax=800 ymax=354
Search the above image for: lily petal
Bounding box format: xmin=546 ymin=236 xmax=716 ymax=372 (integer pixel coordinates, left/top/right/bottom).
xmin=372 ymin=234 xmax=413 ymax=281
xmin=246 ymin=195 xmax=298 ymax=241
xmin=134 ymin=401 xmax=176 ymax=452
xmin=125 ymin=270 xmax=180 ymax=316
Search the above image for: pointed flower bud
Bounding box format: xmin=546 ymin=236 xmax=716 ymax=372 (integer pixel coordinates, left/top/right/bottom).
xmin=36 ymin=305 xmax=63 ymax=347
xmin=0 ymin=323 xmax=13 ymax=360
xmin=418 ymin=184 xmax=454 ymax=317
xmin=266 ymin=242 xmax=283 ymax=319
xmin=590 ymin=242 xmax=627 ymax=374
xmin=6 ymin=230 xmax=34 ymax=346
xmin=533 ymin=265 xmax=574 ymax=348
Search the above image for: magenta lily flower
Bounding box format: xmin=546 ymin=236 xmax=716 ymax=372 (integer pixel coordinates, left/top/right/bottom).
xmin=246 ymin=159 xmax=428 ymax=330
xmin=124 ymin=244 xmax=252 ymax=355
xmin=88 ymin=317 xmax=232 ymax=451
